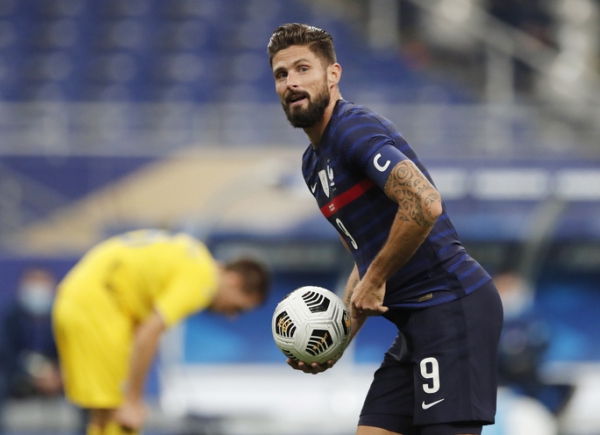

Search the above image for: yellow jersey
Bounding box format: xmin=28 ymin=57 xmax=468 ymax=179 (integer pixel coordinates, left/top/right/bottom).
xmin=57 ymin=229 xmax=219 ymax=327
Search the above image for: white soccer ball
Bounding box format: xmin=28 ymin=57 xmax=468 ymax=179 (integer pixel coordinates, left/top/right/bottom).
xmin=272 ymin=286 xmax=351 ymax=364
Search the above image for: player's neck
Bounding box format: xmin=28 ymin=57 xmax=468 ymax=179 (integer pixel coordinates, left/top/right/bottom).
xmin=305 ymin=96 xmax=340 ymax=149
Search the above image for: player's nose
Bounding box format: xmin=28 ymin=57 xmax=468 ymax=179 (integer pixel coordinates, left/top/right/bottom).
xmin=286 ymin=72 xmax=300 ymax=88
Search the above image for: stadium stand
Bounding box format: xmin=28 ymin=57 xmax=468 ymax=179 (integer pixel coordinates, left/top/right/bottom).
xmin=0 ymin=0 xmax=467 ymax=105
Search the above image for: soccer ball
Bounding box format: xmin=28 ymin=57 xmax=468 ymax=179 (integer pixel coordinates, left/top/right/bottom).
xmin=272 ymin=286 xmax=351 ymax=364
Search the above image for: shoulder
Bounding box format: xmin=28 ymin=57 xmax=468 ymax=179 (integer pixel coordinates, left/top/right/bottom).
xmin=326 ymin=102 xmax=397 ymax=164
xmin=337 ymin=100 xmax=389 ymax=123
xmin=172 ymin=234 xmax=216 ymax=269
xmin=332 ymin=101 xmax=393 ymax=143
xmin=335 ymin=100 xmax=380 ymax=125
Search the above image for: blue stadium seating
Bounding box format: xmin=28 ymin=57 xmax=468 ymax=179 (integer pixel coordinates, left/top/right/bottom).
xmin=0 ymin=0 xmax=472 ymax=104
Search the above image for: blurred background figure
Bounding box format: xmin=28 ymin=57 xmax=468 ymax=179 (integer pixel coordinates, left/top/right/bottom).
xmin=494 ymin=269 xmax=574 ymax=417
xmin=0 ymin=267 xmax=62 ymax=433
xmin=52 ymin=229 xmax=270 ymax=435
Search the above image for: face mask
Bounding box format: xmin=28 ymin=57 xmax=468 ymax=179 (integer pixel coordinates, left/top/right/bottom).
xmin=17 ymin=282 xmax=55 ymax=316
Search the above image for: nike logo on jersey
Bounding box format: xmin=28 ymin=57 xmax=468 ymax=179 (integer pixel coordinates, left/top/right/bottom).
xmin=310 ymin=183 xmax=318 ymax=193
xmin=421 ymin=398 xmax=445 ymax=410
xmin=373 ymin=153 xmax=391 ymax=172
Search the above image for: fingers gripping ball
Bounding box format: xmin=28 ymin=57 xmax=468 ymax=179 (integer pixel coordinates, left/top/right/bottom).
xmin=272 ymin=286 xmax=351 ymax=364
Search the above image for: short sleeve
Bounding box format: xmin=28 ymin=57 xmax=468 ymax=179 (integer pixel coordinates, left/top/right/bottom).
xmin=336 ymin=112 xmax=408 ymax=190
xmin=154 ymin=254 xmax=219 ymax=327
xmin=362 ymin=144 xmax=409 ymax=190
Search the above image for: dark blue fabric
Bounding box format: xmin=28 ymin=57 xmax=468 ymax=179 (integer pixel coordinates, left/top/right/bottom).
xmin=302 ymin=99 xmax=492 ymax=308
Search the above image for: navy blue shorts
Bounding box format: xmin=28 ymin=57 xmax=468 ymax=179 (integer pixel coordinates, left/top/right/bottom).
xmin=358 ymin=280 xmax=504 ymax=435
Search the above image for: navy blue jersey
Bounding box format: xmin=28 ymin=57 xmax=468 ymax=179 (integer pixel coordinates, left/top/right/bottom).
xmin=302 ymin=100 xmax=491 ymax=308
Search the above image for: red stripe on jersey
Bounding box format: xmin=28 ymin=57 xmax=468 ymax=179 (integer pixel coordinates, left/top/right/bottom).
xmin=320 ymin=179 xmax=375 ymax=218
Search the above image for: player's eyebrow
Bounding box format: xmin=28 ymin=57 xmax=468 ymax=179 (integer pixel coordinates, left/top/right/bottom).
xmin=273 ymin=66 xmax=286 ymax=77
xmin=273 ymin=58 xmax=312 ymax=76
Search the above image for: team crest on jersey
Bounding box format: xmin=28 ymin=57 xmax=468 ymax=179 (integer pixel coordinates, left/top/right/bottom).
xmin=327 ymin=165 xmax=335 ymax=185
xmin=318 ymin=170 xmax=329 ymax=197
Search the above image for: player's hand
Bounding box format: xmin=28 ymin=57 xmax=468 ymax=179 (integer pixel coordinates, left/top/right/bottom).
xmin=32 ymin=363 xmax=63 ymax=395
xmin=286 ymin=354 xmax=340 ymax=374
xmin=350 ymin=280 xmax=388 ymax=318
xmin=114 ymin=399 xmax=147 ymax=432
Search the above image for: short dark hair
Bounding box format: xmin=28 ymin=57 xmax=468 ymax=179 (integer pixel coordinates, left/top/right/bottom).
xmin=267 ymin=23 xmax=336 ymax=67
xmin=224 ymin=258 xmax=270 ymax=301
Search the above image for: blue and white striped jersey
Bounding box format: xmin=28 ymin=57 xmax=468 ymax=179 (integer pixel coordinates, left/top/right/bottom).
xmin=302 ymin=100 xmax=491 ymax=308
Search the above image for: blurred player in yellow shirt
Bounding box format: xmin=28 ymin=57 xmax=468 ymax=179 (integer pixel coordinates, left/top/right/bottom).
xmin=52 ymin=229 xmax=270 ymax=435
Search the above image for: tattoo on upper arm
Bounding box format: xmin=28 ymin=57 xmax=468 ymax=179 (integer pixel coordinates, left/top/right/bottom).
xmin=383 ymin=160 xmax=441 ymax=228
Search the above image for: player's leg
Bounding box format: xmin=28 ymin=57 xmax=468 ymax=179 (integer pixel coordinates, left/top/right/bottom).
xmin=357 ymin=424 xmax=479 ymax=435
xmin=357 ymin=425 xmax=404 ymax=435
xmin=87 ymin=408 xmax=113 ymax=434
xmin=418 ymin=422 xmax=484 ymax=435
xmin=105 ymin=420 xmax=139 ymax=435
xmin=358 ymin=332 xmax=416 ymax=435
xmin=407 ymin=281 xmax=503 ymax=435
xmin=53 ymin=280 xmax=134 ymax=434
xmin=86 ymin=410 xmax=139 ymax=435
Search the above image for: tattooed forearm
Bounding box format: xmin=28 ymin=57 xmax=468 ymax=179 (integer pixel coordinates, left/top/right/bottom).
xmin=344 ymin=289 xmax=353 ymax=306
xmin=384 ymin=160 xmax=442 ymax=228
xmin=344 ymin=277 xmax=359 ymax=306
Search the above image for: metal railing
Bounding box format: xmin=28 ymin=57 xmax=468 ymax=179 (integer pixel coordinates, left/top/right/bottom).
xmin=1 ymin=101 xmax=599 ymax=159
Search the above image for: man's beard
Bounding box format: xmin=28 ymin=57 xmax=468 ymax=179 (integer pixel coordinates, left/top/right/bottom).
xmin=282 ymin=83 xmax=330 ymax=129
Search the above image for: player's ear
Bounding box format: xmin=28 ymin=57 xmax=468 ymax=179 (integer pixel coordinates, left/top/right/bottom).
xmin=223 ymin=269 xmax=244 ymax=293
xmin=328 ymin=63 xmax=341 ymax=86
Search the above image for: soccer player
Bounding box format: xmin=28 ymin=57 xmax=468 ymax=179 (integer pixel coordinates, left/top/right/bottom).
xmin=267 ymin=23 xmax=504 ymax=435
xmin=52 ymin=229 xmax=270 ymax=435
